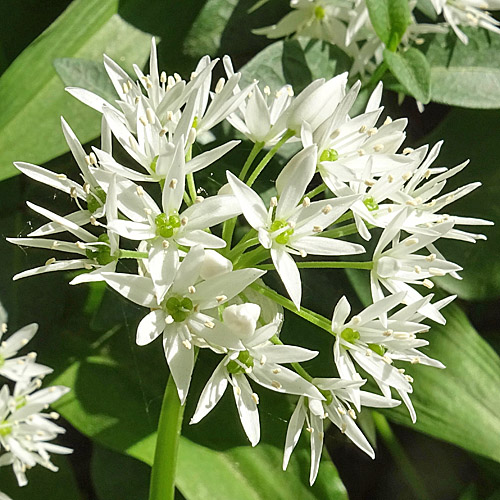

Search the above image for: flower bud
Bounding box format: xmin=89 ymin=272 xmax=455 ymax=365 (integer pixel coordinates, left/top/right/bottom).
xmin=223 ymin=303 xmax=261 ymax=339
xmin=200 ymin=250 xmax=233 ymax=280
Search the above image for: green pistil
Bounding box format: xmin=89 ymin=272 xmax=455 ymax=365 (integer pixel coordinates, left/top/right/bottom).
xmin=0 ymin=353 xmax=4 ymax=368
xmin=270 ymin=219 xmax=294 ymax=245
xmin=341 ymin=327 xmax=360 ymax=343
xmin=86 ymin=186 xmax=107 ymax=214
xmin=319 ymin=148 xmax=338 ymax=162
xmin=165 ymin=296 xmax=193 ymax=323
xmin=150 ymin=155 xmax=159 ymax=173
xmin=363 ymin=196 xmax=379 ymax=212
xmin=192 ymin=116 xmax=198 ymax=130
xmin=0 ymin=422 xmax=12 ymax=437
xmin=368 ymin=343 xmax=386 ymax=356
xmin=227 ymin=350 xmax=254 ymax=375
xmin=155 ymin=212 xmax=181 ymax=239
xmin=85 ymin=233 xmax=115 ymax=266
xmin=314 ymin=5 xmax=326 ymax=19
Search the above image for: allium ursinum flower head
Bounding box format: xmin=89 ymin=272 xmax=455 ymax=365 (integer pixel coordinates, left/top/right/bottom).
xmin=102 ymin=246 xmax=265 ymax=403
xmin=227 ymin=146 xmax=364 ymax=308
xmin=377 ymin=141 xmax=494 ymax=243
xmin=0 ymin=323 xmax=51 ymax=383
xmin=223 ymin=56 xmax=294 ymax=146
xmin=430 ymin=0 xmax=500 ymax=44
xmin=8 ymin=174 xmax=120 ymax=283
xmin=371 ymin=208 xmax=462 ymax=324
xmin=253 ymin=0 xmax=351 ymax=48
xmin=191 ymin=309 xmax=323 ymax=446
xmin=283 ymin=377 xmax=400 ymax=484
xmin=0 ymin=380 xmax=71 ymax=487
xmin=330 ymin=293 xmax=445 ymax=421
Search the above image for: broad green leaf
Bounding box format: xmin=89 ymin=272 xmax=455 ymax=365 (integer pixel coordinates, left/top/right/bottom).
xmin=0 ymin=455 xmax=82 ymax=500
xmin=383 ymin=47 xmax=431 ymax=103
xmin=382 ymin=302 xmax=500 ymax=464
xmin=48 ymin=287 xmax=348 ymax=500
xmin=424 ymin=28 xmax=500 ymax=108
xmin=366 ymin=0 xmax=411 ymax=50
xmin=239 ymin=37 xmax=352 ymax=93
xmin=422 ymin=108 xmax=500 ymax=301
xmin=0 ymin=0 xmax=151 ymax=181
xmin=53 ymin=58 xmax=117 ymax=103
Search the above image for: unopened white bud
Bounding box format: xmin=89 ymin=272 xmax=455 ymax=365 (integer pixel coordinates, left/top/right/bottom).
xmin=200 ymin=250 xmax=233 ymax=280
xmin=222 ymin=303 xmax=261 ymax=339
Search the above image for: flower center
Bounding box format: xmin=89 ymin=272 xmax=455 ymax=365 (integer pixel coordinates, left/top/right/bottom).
xmin=270 ymin=219 xmax=294 ymax=245
xmin=363 ymin=196 xmax=379 ymax=212
xmin=314 ymin=5 xmax=326 ymax=19
xmin=86 ymin=186 xmax=107 ymax=214
xmin=85 ymin=233 xmax=116 ymax=266
xmin=341 ymin=327 xmax=360 ymax=343
xmin=165 ymin=295 xmax=194 ymax=322
xmin=227 ymin=350 xmax=254 ymax=375
xmin=368 ymin=343 xmax=386 ymax=356
xmin=376 ymin=256 xmax=401 ymax=279
xmin=155 ymin=212 xmax=181 ymax=238
xmin=0 ymin=421 xmax=12 ymax=437
xmin=319 ymin=148 xmax=338 ymax=162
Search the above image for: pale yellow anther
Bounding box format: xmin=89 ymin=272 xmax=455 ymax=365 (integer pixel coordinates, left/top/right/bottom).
xmin=83 ymin=183 xmax=91 ymax=194
xmin=358 ymin=149 xmax=365 ymax=156
xmin=182 ymin=339 xmax=192 ymax=350
xmin=429 ymin=267 xmax=446 ymax=277
xmin=405 ymin=237 xmax=419 ymax=246
xmin=387 ymin=174 xmax=394 ymax=183
xmin=402 ymin=171 xmax=412 ymax=181
xmin=359 ymin=125 xmax=367 ymax=133
xmin=287 ymin=86 xmax=294 ymax=97
xmin=299 ymin=249 xmax=307 ymax=258
xmin=146 ymin=108 xmax=155 ymax=124
xmin=383 ymin=329 xmax=393 ymax=337
xmin=83 ymin=263 xmax=93 ymax=270
xmin=263 ymin=85 xmax=271 ymax=95
xmin=411 ymin=357 xmax=421 ymax=365
xmin=365 ymin=349 xmax=372 ymax=356
xmin=139 ymin=116 xmax=148 ymax=126
xmin=272 ymin=368 xmax=281 ymax=374
xmin=423 ymin=279 xmax=434 ymax=289
xmin=45 ymin=257 xmax=56 ymax=266
xmin=426 ymin=253 xmax=436 ymax=262
xmin=144 ymin=208 xmax=152 ymax=216
xmin=414 ymin=265 xmax=422 ymax=274
xmin=216 ymin=295 xmax=227 ymax=303
xmin=364 ymin=179 xmax=375 ymax=187
xmin=122 ymin=82 xmax=129 ymax=94
xmin=85 ymin=155 xmax=92 ymax=166
xmin=70 ymin=187 xmax=78 ymax=199
xmin=367 ymin=127 xmax=377 ymax=136
xmin=352 ymin=315 xmax=361 ymax=325
xmin=424 ymin=169 xmax=432 ymax=179
xmin=128 ymin=136 xmax=138 ymax=151
xmin=388 ymin=206 xmax=394 ymax=213
xmin=398 ymin=368 xmax=406 ymax=374
xmin=188 ymin=286 xmax=196 ymax=294
xmin=189 ymin=72 xmax=197 ymax=82
xmin=383 ymin=355 xmax=393 ymax=364
xmin=384 ymin=116 xmax=393 ymax=125
xmin=166 ymin=111 xmax=174 ymax=121
xmin=76 ymin=241 xmax=86 ymax=250
xmin=181 ymin=217 xmax=188 ymax=226
xmin=215 ymin=78 xmax=225 ymax=94
xmin=169 ymin=178 xmax=178 ymax=189
xmin=330 ymin=128 xmax=340 ymax=139
xmin=348 ymin=409 xmax=357 ymax=420
xmin=271 ymin=380 xmax=282 ymax=389
xmin=204 ymin=320 xmax=215 ymax=329
xmin=174 ymin=73 xmax=182 ymax=83
xmin=405 ymin=374 xmax=414 ymax=383
xmin=446 ymin=195 xmax=454 ymax=203
xmin=337 ymin=406 xmax=346 ymax=415
xmin=306 ymin=426 xmax=313 ymax=433
xmin=302 ymin=197 xmax=311 ymax=207
xmin=373 ymin=144 xmax=384 ymax=152
xmin=403 ymin=148 xmax=413 ymax=155
xmin=313 ymin=225 xmax=322 ymax=233
xmin=415 ymin=37 xmax=425 ymax=45
xmin=57 ymin=173 xmax=67 ymax=180
xmin=235 ymin=386 xmax=241 ymax=396
xmin=260 ymin=355 xmax=267 ymax=366
xmin=322 ymin=204 xmax=332 ymax=215
xmin=341 ymin=423 xmax=347 ymax=433
xmin=90 ymin=216 xmax=98 ymax=226
xmin=160 ymin=71 xmax=167 ymax=83
xmin=251 ymin=393 xmax=259 ymax=404
xmin=270 ymin=196 xmax=277 ymax=208
xmin=162 ymin=240 xmax=170 ymax=249
xmin=406 ymin=199 xmax=418 ymax=206
xmin=136 ymin=186 xmax=144 ymax=196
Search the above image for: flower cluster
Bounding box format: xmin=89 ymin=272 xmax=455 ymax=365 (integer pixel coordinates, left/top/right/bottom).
xmin=9 ymin=39 xmax=490 ymax=484
xmin=0 ymin=313 xmax=71 ymax=498
xmin=254 ymin=0 xmax=500 ymax=75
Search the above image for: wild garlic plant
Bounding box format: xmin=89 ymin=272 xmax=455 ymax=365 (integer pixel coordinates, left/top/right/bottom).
xmin=8 ymin=38 xmax=491 ymax=493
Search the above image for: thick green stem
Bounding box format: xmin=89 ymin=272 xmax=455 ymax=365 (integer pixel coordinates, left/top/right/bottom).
xmin=257 ymin=261 xmax=373 ymax=271
xmin=303 ymin=183 xmax=327 ymax=201
xmin=372 ymin=412 xmax=431 ymax=500
xmin=250 ymin=282 xmax=332 ymax=334
xmin=149 ymin=375 xmax=185 ymax=500
xmin=227 ymin=235 xmax=259 ymax=261
xmin=246 ymin=129 xmax=295 ymax=187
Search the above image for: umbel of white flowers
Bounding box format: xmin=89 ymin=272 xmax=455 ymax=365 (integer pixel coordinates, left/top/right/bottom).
xmin=7 ymin=38 xmax=491 ymax=484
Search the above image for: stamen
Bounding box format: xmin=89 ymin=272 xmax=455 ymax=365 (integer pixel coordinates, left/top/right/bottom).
xmin=423 ymin=279 xmax=434 ymax=289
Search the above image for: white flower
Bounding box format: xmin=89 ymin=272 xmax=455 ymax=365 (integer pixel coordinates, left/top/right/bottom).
xmin=371 ymin=208 xmax=462 ymax=323
xmin=283 ymin=377 xmax=400 ymax=484
xmin=102 ymin=246 xmax=265 ymax=403
xmin=190 ymin=318 xmax=323 ymax=446
xmin=0 ymin=380 xmax=71 ymax=487
xmin=227 ymin=145 xmax=363 ymax=308
xmin=0 ymin=323 xmax=51 ymax=383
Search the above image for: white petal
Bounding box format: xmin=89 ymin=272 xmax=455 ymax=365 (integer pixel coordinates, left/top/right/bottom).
xmin=291 ymin=236 xmax=365 ymax=256
xmin=186 ymin=141 xmax=241 ymax=175
xmin=232 ymin=374 xmax=260 ymax=446
xmin=137 ymin=310 xmax=165 ymax=346
xmin=101 ymin=272 xmax=156 ymax=307
xmin=107 ymin=220 xmax=156 ymax=240
xmin=332 ymin=296 xmax=351 ymax=332
xmin=148 ymin=240 xmax=178 ymax=303
xmin=309 ymin=412 xmax=324 ymax=485
xmin=283 ymin=397 xmax=306 ymax=470
xmin=253 ymin=345 xmax=318 ymax=363
xmin=271 ymin=248 xmax=301 ymax=309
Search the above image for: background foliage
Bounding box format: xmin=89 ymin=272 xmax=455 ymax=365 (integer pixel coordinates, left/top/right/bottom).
xmin=0 ymin=1 xmax=499 ymax=499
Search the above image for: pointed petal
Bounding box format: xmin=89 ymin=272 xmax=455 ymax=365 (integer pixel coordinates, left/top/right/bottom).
xmin=232 ymin=374 xmax=260 ymax=446
xmin=271 ymin=248 xmax=301 ymax=309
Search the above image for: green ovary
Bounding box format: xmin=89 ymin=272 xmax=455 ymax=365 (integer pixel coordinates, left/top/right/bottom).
xmin=341 ymin=327 xmax=360 ymax=343
xmin=165 ymin=296 xmax=193 ymax=323
xmin=368 ymin=343 xmax=386 ymax=356
xmin=270 ymin=219 xmax=294 ymax=245
xmin=0 ymin=422 xmax=12 ymax=437
xmin=363 ymin=196 xmax=379 ymax=212
xmin=227 ymin=350 xmax=254 ymax=375
xmin=155 ymin=212 xmax=181 ymax=238
xmin=86 ymin=186 xmax=107 ymax=214
xmin=320 ymin=148 xmax=338 ymax=162
xmin=314 ymin=5 xmax=326 ymax=19
xmin=85 ymin=233 xmax=115 ymax=266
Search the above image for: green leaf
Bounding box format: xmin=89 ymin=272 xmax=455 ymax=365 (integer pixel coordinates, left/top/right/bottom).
xmin=240 ymin=37 xmax=352 ymax=93
xmin=383 ymin=302 xmax=500 ymax=464
xmin=421 ymin=108 xmax=500 ymax=301
xmin=366 ymin=0 xmax=411 ymax=50
xmin=383 ymin=47 xmax=431 ymax=103
xmin=0 ymin=0 xmax=151 ymax=181
xmin=48 ymin=289 xmax=348 ymax=500
xmin=424 ymin=28 xmax=500 ymax=108
xmin=0 ymin=455 xmax=82 ymax=500
xmin=53 ymin=58 xmax=117 ymax=103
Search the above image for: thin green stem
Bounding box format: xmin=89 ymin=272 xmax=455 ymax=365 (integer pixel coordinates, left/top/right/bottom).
xmin=372 ymin=412 xmax=431 ymax=500
xmin=250 ymin=282 xmax=332 ymax=334
xmin=187 ymin=173 xmax=197 ymax=204
xmin=303 ymin=183 xmax=327 ymax=201
xmin=227 ymin=235 xmax=260 ymax=261
xmin=335 ymin=211 xmax=353 ymax=225
xmin=183 ymin=190 xmax=192 ymax=206
xmin=149 ymin=375 xmax=185 ymax=500
xmin=119 ymin=250 xmax=149 ymax=259
xmin=239 ymin=142 xmax=265 ymax=181
xmin=246 ymin=129 xmax=295 ymax=187
xmin=234 ymin=246 xmax=269 ymax=269
xmin=363 ymin=61 xmax=388 ymax=91
xmin=257 ymin=261 xmax=373 ymax=271
xmin=321 ymin=222 xmax=374 ymax=239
